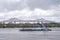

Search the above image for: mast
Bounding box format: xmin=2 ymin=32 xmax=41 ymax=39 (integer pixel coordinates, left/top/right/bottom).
xmin=41 ymin=18 xmax=45 ymax=28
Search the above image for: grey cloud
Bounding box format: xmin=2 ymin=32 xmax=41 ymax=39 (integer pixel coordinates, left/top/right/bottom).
xmin=52 ymin=12 xmax=60 ymax=17
xmin=27 ymin=0 xmax=60 ymax=10
xmin=0 ymin=0 xmax=27 ymax=12
xmin=44 ymin=11 xmax=60 ymax=17
xmin=0 ymin=0 xmax=60 ymax=12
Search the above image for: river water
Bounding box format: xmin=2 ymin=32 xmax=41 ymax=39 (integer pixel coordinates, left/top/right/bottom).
xmin=0 ymin=28 xmax=60 ymax=40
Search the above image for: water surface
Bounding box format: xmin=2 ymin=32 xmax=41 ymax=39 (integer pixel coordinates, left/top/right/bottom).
xmin=0 ymin=28 xmax=60 ymax=40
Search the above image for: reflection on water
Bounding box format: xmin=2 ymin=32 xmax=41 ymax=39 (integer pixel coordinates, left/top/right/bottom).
xmin=0 ymin=28 xmax=60 ymax=40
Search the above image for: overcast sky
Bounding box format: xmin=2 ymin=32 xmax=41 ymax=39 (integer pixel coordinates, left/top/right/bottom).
xmin=0 ymin=0 xmax=60 ymax=22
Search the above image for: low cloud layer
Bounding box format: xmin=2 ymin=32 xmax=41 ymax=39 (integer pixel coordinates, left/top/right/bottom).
xmin=0 ymin=0 xmax=60 ymax=22
xmin=0 ymin=0 xmax=60 ymax=11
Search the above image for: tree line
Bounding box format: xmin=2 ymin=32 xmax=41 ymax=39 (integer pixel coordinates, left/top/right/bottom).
xmin=0 ymin=22 xmax=60 ymax=28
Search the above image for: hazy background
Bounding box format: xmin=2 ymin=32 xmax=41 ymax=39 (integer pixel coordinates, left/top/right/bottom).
xmin=0 ymin=0 xmax=60 ymax=22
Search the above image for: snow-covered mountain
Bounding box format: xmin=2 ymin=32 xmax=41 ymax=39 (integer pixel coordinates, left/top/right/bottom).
xmin=3 ymin=18 xmax=56 ymax=23
xmin=3 ymin=18 xmax=22 ymax=22
xmin=36 ymin=18 xmax=56 ymax=23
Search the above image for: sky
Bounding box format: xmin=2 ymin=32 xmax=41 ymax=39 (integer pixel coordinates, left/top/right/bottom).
xmin=0 ymin=0 xmax=60 ymax=22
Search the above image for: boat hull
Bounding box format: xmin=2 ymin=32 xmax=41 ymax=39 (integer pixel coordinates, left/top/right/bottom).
xmin=20 ymin=28 xmax=51 ymax=31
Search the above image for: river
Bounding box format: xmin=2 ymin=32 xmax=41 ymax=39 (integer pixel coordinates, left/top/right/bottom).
xmin=0 ymin=28 xmax=60 ymax=40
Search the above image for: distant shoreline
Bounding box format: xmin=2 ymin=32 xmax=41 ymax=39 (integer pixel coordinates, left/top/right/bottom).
xmin=0 ymin=23 xmax=60 ymax=28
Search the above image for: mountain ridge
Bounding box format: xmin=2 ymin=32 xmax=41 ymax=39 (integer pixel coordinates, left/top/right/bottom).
xmin=2 ymin=18 xmax=56 ymax=23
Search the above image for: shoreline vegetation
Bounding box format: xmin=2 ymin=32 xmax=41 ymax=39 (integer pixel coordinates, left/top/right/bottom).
xmin=0 ymin=22 xmax=59 ymax=28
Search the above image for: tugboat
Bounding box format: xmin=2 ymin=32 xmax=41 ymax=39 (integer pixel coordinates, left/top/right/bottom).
xmin=20 ymin=28 xmax=51 ymax=31
xmin=20 ymin=18 xmax=51 ymax=31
